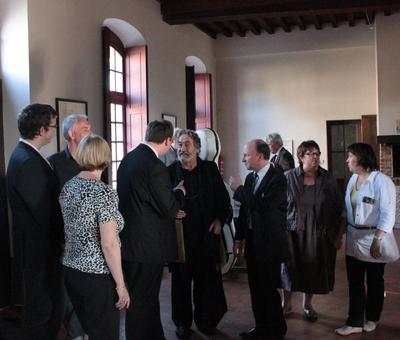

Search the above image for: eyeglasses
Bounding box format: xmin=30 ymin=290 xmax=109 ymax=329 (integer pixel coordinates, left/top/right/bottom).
xmin=304 ymin=151 xmax=321 ymax=157
xmin=48 ymin=124 xmax=58 ymax=129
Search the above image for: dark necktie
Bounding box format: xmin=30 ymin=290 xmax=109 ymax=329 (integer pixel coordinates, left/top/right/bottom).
xmin=271 ymin=154 xmax=277 ymax=164
xmin=252 ymin=172 xmax=259 ymax=194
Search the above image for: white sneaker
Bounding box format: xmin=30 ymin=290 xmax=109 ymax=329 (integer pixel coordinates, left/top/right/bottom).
xmin=363 ymin=321 xmax=378 ymax=332
xmin=335 ymin=325 xmax=363 ymax=336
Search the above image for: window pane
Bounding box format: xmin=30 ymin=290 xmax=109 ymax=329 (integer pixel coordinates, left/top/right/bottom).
xmin=112 ymin=142 xmax=117 ymax=162
xmin=116 ymin=143 xmax=124 ymax=160
xmin=112 ymin=162 xmax=117 ymax=181
xmin=111 ymin=123 xmax=116 ymax=142
xmin=109 ymin=71 xmax=116 ymax=91
xmin=116 ymin=123 xmax=124 ymax=142
xmin=109 ymin=47 xmax=115 ymax=70
xmin=110 ymin=104 xmax=115 ymax=122
xmin=115 ymin=51 xmax=123 ymax=72
xmin=115 ymin=105 xmax=123 ymax=123
xmin=116 ymin=72 xmax=123 ymax=93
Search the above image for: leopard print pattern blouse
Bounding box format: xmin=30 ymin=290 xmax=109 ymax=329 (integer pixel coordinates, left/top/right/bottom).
xmin=60 ymin=176 xmax=124 ymax=274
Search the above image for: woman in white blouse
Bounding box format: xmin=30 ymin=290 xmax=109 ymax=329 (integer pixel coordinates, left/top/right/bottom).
xmin=335 ymin=143 xmax=397 ymax=336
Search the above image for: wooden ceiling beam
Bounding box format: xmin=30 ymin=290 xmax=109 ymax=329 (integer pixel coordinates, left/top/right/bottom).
xmin=160 ymin=0 xmax=400 ymax=25
xmin=296 ymin=16 xmax=306 ymax=31
xmin=213 ymin=22 xmax=233 ymax=37
xmin=246 ymin=19 xmax=262 ymax=35
xmin=329 ymin=14 xmax=338 ymax=28
xmin=261 ymin=18 xmax=275 ymax=34
xmin=347 ymin=12 xmax=355 ymax=26
xmin=279 ymin=17 xmax=291 ymax=32
xmin=312 ymin=15 xmax=322 ymax=30
xmin=226 ymin=20 xmax=246 ymax=37
xmin=193 ymin=23 xmax=217 ymax=39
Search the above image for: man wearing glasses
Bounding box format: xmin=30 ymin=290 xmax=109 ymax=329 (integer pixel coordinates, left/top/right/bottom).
xmin=7 ymin=104 xmax=64 ymax=339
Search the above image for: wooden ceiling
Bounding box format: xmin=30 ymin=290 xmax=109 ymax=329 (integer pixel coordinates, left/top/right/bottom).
xmin=159 ymin=0 xmax=400 ymax=39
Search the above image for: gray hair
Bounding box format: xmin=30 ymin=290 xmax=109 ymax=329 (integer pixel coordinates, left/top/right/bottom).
xmin=266 ymin=132 xmax=283 ymax=146
xmin=177 ymin=129 xmax=201 ymax=151
xmin=62 ymin=114 xmax=89 ymax=141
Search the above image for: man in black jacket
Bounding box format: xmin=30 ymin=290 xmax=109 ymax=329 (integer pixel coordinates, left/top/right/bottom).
xmin=168 ymin=129 xmax=231 ymax=339
xmin=7 ymin=103 xmax=64 ymax=339
xmin=117 ymin=120 xmax=185 ymax=340
xmin=266 ymin=132 xmax=295 ymax=172
xmin=230 ymin=139 xmax=288 ymax=340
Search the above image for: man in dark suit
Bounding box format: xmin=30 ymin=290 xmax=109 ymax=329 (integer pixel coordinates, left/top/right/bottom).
xmin=266 ymin=133 xmax=295 ymax=172
xmin=7 ymin=103 xmax=64 ymax=339
xmin=117 ymin=120 xmax=186 ymax=340
xmin=230 ymin=139 xmax=288 ymax=339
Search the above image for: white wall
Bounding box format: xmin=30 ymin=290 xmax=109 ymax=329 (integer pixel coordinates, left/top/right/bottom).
xmin=375 ymin=13 xmax=400 ymax=135
xmin=1 ymin=0 xmax=215 ymax=160
xmin=215 ymin=26 xmax=377 ymax=179
xmin=0 ymin=0 xmax=30 ymax=161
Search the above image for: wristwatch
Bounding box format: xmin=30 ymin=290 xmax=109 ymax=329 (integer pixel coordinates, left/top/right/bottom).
xmin=373 ymin=235 xmax=383 ymax=241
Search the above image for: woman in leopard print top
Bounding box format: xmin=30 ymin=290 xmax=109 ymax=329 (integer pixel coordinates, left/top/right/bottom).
xmin=60 ymin=135 xmax=129 ymax=340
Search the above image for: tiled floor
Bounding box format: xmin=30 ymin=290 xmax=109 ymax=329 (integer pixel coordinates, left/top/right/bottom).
xmin=1 ymin=231 xmax=399 ymax=339
xmin=159 ymin=230 xmax=400 ymax=340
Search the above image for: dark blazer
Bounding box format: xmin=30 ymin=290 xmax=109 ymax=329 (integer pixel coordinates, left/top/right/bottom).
xmin=7 ymin=142 xmax=63 ymax=269
xmin=234 ymin=165 xmax=289 ymax=264
xmin=117 ymin=143 xmax=184 ymax=264
xmin=7 ymin=141 xmax=63 ymax=324
xmin=168 ymin=158 xmax=232 ymax=261
xmin=48 ymin=147 xmax=81 ymax=189
xmin=272 ymin=147 xmax=295 ymax=172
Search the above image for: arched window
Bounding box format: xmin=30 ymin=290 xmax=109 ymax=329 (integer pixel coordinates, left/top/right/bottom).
xmin=103 ymin=25 xmax=148 ymax=188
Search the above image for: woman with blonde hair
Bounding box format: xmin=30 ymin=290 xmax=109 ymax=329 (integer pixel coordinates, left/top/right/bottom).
xmin=60 ymin=135 xmax=129 ymax=340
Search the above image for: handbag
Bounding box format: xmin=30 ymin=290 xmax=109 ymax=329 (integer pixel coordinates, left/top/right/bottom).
xmin=353 ymin=229 xmax=400 ymax=263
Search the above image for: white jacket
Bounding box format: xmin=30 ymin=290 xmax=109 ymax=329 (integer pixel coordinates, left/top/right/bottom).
xmin=345 ymin=171 xmax=396 ymax=257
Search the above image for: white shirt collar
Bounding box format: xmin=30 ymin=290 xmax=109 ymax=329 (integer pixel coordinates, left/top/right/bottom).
xmin=253 ymin=162 xmax=270 ymax=192
xmin=270 ymin=146 xmax=283 ymax=158
xmin=142 ymin=142 xmax=159 ymax=158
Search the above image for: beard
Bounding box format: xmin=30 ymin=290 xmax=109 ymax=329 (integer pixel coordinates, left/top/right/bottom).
xmin=178 ymin=152 xmax=196 ymax=163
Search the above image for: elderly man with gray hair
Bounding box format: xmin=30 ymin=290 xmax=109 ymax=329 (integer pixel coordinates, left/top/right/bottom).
xmin=48 ymin=113 xmax=92 ymax=340
xmin=266 ymin=132 xmax=295 ymax=172
xmin=48 ymin=114 xmax=92 ymax=189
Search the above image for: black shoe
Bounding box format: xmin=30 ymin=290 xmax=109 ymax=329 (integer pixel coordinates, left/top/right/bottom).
xmin=239 ymin=327 xmax=268 ymax=337
xmin=303 ymin=308 xmax=318 ymax=322
xmin=175 ymin=326 xmax=192 ymax=339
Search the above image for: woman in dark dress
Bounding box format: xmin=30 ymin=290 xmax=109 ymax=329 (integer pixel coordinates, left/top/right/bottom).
xmin=282 ymin=140 xmax=343 ymax=321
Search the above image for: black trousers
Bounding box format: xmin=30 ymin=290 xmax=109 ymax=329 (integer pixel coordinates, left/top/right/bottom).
xmin=20 ymin=262 xmax=63 ymax=340
xmin=63 ymin=266 xmax=119 ymax=340
xmin=246 ymin=232 xmax=287 ymax=338
xmin=170 ymin=253 xmax=227 ymax=331
xmin=123 ymin=261 xmax=165 ymax=340
xmin=345 ymin=255 xmax=386 ymax=327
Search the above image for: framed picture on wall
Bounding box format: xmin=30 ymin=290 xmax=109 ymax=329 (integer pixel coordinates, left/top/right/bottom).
xmin=55 ymin=98 xmax=88 ymax=151
xmin=162 ymin=113 xmax=177 ymax=129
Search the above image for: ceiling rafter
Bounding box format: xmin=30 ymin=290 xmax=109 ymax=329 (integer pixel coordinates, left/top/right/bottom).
xmin=226 ymin=20 xmax=246 ymax=37
xmin=158 ymin=1 xmax=400 ymax=38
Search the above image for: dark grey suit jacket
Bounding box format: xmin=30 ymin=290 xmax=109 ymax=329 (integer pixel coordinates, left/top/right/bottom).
xmin=272 ymin=147 xmax=295 ymax=172
xmin=117 ymin=144 xmax=184 ymax=264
